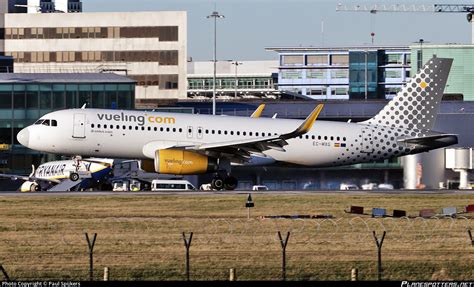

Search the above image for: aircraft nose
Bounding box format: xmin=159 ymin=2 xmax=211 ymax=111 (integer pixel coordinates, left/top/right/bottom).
xmin=17 ymin=128 xmax=30 ymax=147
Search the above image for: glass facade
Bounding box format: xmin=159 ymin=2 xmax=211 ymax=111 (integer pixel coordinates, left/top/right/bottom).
xmin=411 ymin=45 xmax=474 ymax=101
xmin=187 ymin=76 xmax=276 ymax=97
xmin=272 ymin=47 xmax=410 ymax=100
xmin=348 ymin=51 xmax=382 ymax=100
xmin=0 ymin=81 xmax=135 ymax=173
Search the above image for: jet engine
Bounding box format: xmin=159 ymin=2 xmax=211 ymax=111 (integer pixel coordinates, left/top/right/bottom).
xmin=148 ymin=150 xmax=218 ymax=175
xmin=20 ymin=181 xmax=40 ymax=192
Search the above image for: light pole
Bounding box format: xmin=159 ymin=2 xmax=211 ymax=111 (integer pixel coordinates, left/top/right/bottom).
xmin=207 ymin=11 xmax=225 ymax=115
xmin=365 ymin=50 xmax=368 ymax=101
xmin=231 ymin=61 xmax=243 ymax=98
xmin=418 ymin=39 xmax=424 ymax=72
xmin=413 ymin=39 xmax=429 ymax=72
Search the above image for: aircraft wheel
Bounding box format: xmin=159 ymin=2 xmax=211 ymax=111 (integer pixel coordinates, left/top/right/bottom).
xmin=69 ymin=173 xmax=80 ymax=182
xmin=211 ymin=177 xmax=224 ymax=191
xmin=224 ymin=176 xmax=238 ymax=191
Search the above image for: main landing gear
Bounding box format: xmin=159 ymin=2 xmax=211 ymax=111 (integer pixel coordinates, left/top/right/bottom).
xmin=211 ymin=174 xmax=238 ymax=191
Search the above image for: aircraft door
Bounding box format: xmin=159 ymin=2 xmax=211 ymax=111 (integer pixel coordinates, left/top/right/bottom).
xmin=72 ymin=113 xmax=86 ymax=139
xmin=361 ymin=127 xmax=374 ymax=153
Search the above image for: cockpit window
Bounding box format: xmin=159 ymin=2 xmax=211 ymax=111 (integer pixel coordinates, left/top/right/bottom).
xmin=34 ymin=119 xmax=57 ymax=127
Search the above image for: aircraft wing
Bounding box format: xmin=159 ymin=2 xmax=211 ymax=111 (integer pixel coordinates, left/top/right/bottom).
xmin=0 ymin=173 xmax=61 ymax=184
xmin=184 ymin=104 xmax=324 ymax=161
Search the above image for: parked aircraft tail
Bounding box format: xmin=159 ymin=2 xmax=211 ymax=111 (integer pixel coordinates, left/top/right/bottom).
xmin=364 ymin=57 xmax=453 ymax=131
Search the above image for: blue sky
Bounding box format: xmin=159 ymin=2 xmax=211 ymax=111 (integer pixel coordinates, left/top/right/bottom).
xmin=84 ymin=0 xmax=471 ymax=61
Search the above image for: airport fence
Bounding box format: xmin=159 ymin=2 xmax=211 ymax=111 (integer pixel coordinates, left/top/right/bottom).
xmin=0 ymin=216 xmax=472 ymax=281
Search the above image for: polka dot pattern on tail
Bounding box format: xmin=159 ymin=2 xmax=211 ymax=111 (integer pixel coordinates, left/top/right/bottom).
xmin=363 ymin=58 xmax=453 ymax=131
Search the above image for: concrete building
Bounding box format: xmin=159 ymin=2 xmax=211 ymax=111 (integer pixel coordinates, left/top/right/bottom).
xmin=0 ymin=11 xmax=187 ymax=105
xmin=266 ymin=46 xmax=411 ymax=100
xmin=187 ymin=60 xmax=279 ymax=99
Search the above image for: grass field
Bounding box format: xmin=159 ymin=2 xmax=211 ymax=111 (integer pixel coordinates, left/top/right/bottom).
xmin=0 ymin=193 xmax=472 ymax=281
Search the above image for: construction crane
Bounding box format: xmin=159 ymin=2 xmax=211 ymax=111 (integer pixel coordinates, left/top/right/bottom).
xmin=337 ymin=4 xmax=474 ymax=44
xmin=336 ymin=3 xmax=474 ymax=21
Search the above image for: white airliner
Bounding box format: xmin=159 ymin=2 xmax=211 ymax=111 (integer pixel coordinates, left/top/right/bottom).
xmin=0 ymin=158 xmax=113 ymax=192
xmin=17 ymin=58 xmax=457 ymax=190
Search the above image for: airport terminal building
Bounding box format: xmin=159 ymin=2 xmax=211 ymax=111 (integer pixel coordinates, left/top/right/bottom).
xmin=266 ymin=46 xmax=411 ymax=100
xmin=0 ymin=10 xmax=187 ymax=105
xmin=187 ymin=60 xmax=279 ymax=100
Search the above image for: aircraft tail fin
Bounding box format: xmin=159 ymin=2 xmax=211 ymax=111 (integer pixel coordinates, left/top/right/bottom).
xmin=364 ymin=57 xmax=453 ymax=131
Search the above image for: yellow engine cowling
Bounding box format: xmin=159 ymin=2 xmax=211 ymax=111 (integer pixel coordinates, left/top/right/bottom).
xmin=153 ymin=150 xmax=218 ymax=175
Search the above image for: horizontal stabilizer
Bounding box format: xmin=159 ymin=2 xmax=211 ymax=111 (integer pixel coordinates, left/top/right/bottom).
xmin=398 ymin=134 xmax=458 ymax=148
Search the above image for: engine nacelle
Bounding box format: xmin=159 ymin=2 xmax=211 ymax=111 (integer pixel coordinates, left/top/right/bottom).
xmin=20 ymin=181 xmax=40 ymax=193
xmin=154 ymin=150 xmax=218 ymax=175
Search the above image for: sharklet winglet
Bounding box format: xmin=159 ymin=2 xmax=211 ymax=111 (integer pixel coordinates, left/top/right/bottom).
xmin=281 ymin=104 xmax=324 ymax=139
xmin=251 ymin=104 xmax=265 ymax=118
